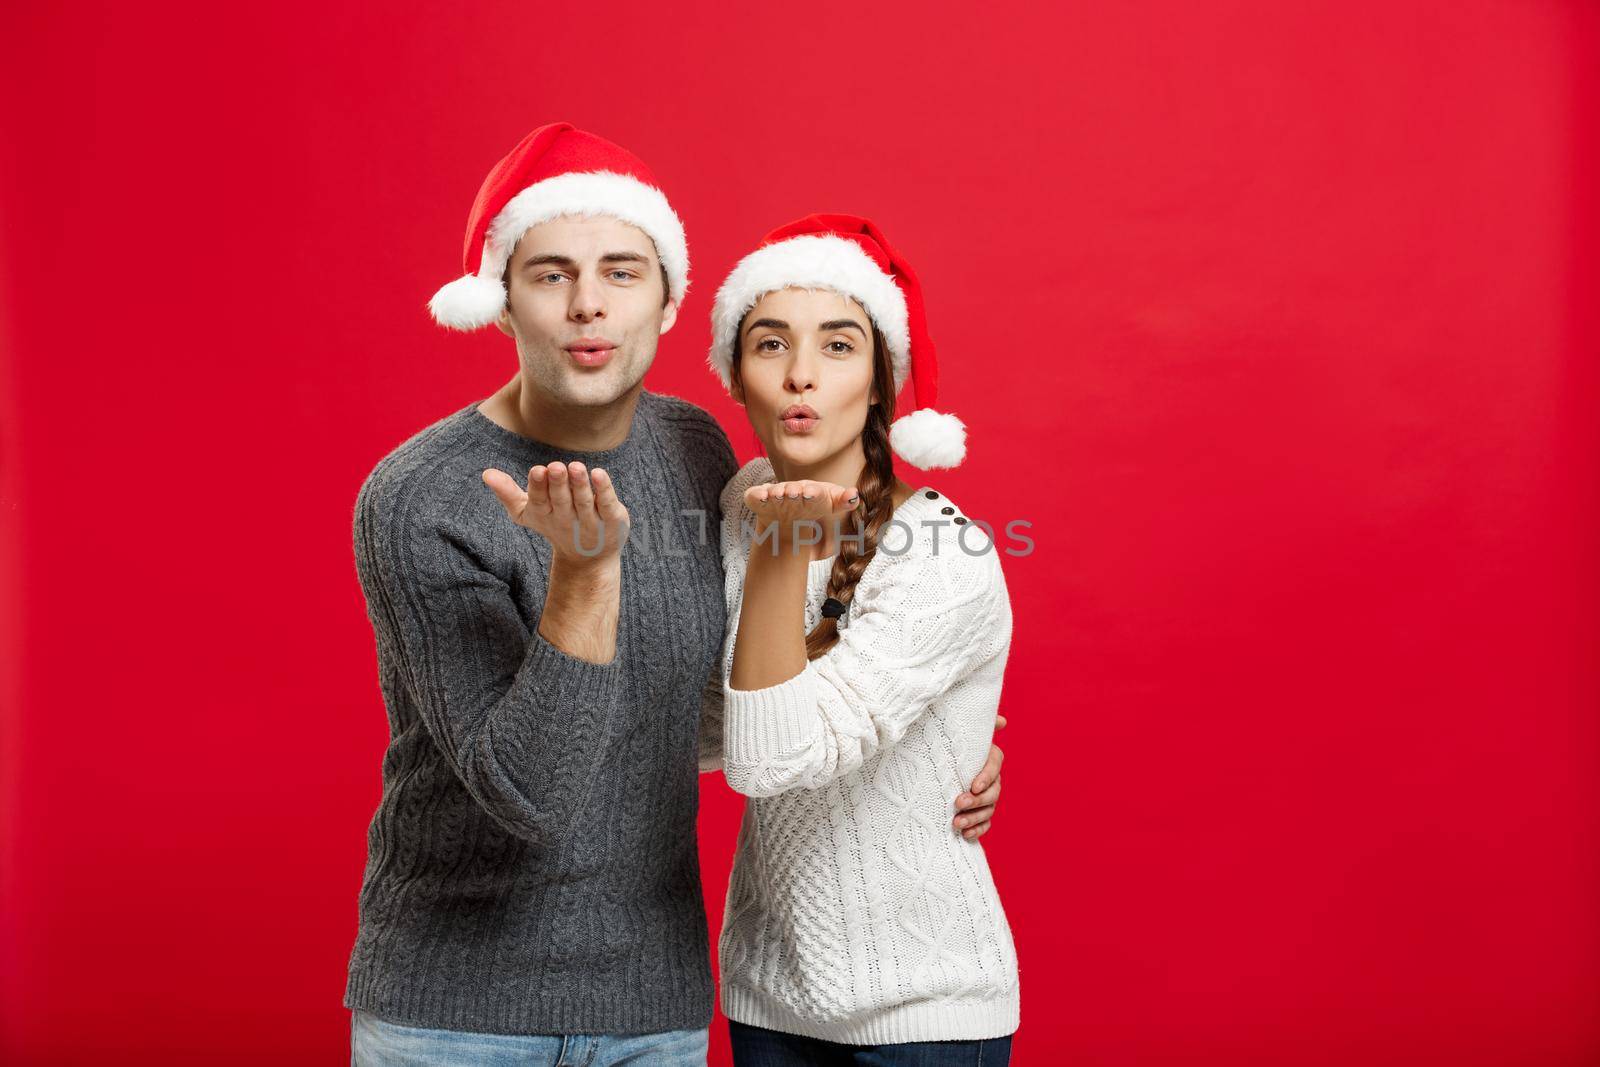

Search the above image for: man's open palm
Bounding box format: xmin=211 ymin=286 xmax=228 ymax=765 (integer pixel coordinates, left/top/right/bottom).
xmin=482 ymin=461 xmax=631 ymax=563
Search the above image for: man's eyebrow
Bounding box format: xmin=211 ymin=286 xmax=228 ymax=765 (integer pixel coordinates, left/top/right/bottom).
xmin=745 ymin=318 xmax=789 ymax=334
xmin=518 ymin=252 xmax=651 ymax=269
xmin=819 ymin=319 xmax=866 ymax=335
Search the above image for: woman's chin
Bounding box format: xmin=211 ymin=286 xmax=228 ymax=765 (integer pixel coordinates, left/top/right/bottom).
xmin=764 ymin=434 xmax=834 ymax=469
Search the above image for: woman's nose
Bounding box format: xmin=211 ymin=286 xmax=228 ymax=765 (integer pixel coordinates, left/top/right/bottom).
xmin=784 ymin=354 xmax=818 ymax=393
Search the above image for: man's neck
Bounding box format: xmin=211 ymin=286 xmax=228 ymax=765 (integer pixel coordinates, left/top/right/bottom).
xmin=478 ymin=374 xmax=644 ymax=453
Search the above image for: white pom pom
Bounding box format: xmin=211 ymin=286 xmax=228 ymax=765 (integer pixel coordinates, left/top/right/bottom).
xmin=428 ymin=274 xmax=506 ymax=330
xmin=889 ymin=408 xmax=967 ymax=469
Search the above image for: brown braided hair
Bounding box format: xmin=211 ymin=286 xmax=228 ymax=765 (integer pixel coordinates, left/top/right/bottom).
xmin=730 ymin=310 xmax=902 ymax=660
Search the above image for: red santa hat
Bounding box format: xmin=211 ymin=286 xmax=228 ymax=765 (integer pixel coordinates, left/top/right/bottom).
xmin=708 ymin=213 xmax=967 ymax=469
xmin=428 ymin=121 xmax=689 ymax=330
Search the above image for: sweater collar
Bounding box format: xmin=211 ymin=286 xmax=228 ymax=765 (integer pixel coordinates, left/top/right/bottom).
xmin=459 ymin=391 xmax=651 ymax=467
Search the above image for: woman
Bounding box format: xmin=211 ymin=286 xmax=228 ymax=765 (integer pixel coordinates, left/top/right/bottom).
xmin=699 ymin=214 xmax=1020 ymax=1064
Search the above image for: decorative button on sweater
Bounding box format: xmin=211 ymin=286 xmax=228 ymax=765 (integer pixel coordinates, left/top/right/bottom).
xmin=699 ymin=457 xmax=1021 ymax=1043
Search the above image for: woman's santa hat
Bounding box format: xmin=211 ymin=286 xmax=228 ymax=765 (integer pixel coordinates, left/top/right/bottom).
xmin=428 ymin=121 xmax=689 ymax=330
xmin=708 ymin=213 xmax=967 ymax=469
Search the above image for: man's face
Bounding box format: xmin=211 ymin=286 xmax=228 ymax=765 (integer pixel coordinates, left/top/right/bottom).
xmin=496 ymin=214 xmax=678 ymax=407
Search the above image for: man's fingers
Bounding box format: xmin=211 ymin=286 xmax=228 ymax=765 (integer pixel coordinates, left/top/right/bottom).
xmin=591 ymin=468 xmax=625 ymax=520
xmin=955 ymin=774 xmax=1000 ymax=811
xmin=546 ymin=461 xmax=573 ymax=513
xmin=481 ymin=468 xmax=527 ymax=514
xmin=954 ymin=802 xmax=995 ymax=835
xmin=969 ymin=742 xmax=1005 ymax=794
xmin=525 ymin=465 xmax=551 ymax=514
xmin=568 ymin=461 xmax=596 ymax=514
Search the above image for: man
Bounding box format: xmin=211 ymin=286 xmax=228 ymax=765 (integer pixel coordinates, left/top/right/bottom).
xmin=345 ymin=122 xmax=1007 ymax=1064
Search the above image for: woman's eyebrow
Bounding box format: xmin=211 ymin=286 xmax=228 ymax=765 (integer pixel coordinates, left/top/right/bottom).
xmin=819 ymin=318 xmax=866 ymax=335
xmin=745 ymin=318 xmax=789 ymax=334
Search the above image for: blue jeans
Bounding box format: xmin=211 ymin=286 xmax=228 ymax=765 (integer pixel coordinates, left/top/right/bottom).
xmin=350 ymin=1009 xmax=709 ymax=1066
xmin=727 ymin=1019 xmax=1012 ymax=1066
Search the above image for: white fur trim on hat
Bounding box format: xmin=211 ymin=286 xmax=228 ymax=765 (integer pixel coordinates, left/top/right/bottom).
xmin=707 ymin=234 xmax=911 ymax=393
xmin=429 ymin=170 xmax=690 ymax=330
xmin=889 ymin=408 xmax=967 ymax=469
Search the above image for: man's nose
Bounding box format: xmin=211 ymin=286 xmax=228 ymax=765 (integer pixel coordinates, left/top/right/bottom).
xmin=568 ymin=275 xmax=606 ymax=322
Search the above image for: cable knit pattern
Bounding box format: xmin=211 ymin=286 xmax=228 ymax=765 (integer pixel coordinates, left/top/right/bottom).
xmin=703 ymin=457 xmax=1021 ymax=1043
xmin=345 ymin=390 xmax=736 ymax=1035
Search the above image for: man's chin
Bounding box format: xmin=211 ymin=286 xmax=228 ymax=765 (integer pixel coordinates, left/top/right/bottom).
xmin=553 ymin=361 xmax=643 ymax=406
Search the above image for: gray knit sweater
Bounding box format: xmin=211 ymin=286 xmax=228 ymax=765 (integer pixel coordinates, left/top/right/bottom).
xmin=344 ymin=389 xmax=736 ymax=1035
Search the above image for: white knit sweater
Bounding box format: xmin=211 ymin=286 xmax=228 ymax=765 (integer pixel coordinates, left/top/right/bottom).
xmin=697 ymin=457 xmax=1020 ymax=1043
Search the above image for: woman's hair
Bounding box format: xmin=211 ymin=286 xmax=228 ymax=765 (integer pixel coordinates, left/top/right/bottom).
xmin=730 ymin=300 xmax=899 ymax=660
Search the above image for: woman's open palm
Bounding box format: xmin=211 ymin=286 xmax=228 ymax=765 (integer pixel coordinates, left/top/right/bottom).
xmin=744 ymin=479 xmax=859 ymax=547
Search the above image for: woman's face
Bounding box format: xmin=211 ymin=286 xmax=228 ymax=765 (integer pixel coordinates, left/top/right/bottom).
xmin=733 ymin=287 xmax=878 ymax=471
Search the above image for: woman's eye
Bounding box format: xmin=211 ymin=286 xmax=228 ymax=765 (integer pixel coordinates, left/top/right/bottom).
xmin=757 ymin=338 xmax=783 ymax=352
xmin=827 ymin=341 xmax=854 ymax=353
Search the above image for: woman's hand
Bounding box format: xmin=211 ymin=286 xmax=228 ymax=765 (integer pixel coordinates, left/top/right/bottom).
xmin=744 ymin=479 xmax=860 ymax=554
xmin=482 ymin=461 xmax=631 ymax=565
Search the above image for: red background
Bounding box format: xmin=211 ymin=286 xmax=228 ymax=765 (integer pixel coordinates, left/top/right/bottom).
xmin=3 ymin=2 xmax=1598 ymax=1064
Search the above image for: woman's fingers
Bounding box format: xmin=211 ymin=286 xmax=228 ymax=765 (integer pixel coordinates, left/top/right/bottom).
xmin=747 ymin=481 xmax=858 ymax=511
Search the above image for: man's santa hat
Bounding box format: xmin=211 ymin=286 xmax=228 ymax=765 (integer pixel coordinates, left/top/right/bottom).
xmin=428 ymin=121 xmax=689 ymax=330
xmin=707 ymin=213 xmax=967 ymax=469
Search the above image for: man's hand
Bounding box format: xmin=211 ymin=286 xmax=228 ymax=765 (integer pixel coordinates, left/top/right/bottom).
xmin=953 ymin=713 xmax=1007 ymax=840
xmin=483 ymin=461 xmax=630 ymax=564
xmin=744 ymin=479 xmax=859 ymax=554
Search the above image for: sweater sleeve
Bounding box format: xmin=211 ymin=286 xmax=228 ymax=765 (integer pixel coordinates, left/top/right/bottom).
xmin=696 ymin=665 xmax=725 ymax=775
xmin=720 ymin=525 xmax=1011 ymax=797
xmin=354 ymin=484 xmax=627 ymax=849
